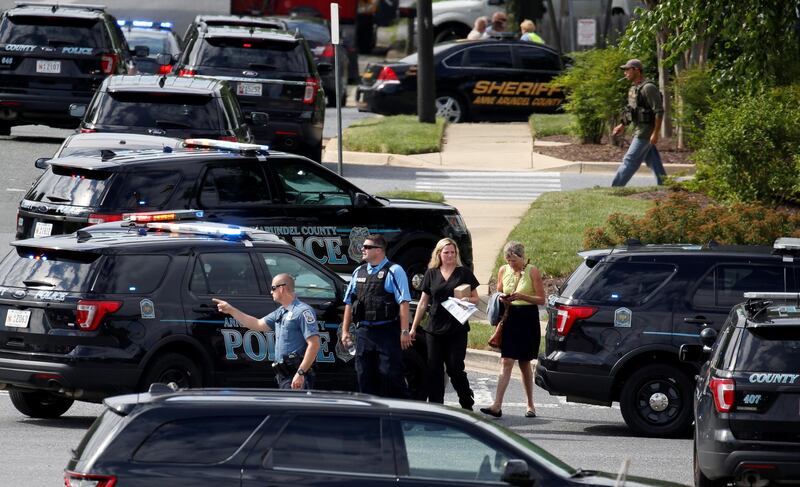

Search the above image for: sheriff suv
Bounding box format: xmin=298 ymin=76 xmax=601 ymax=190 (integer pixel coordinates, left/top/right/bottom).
xmin=16 ymin=139 xmax=472 ymax=294
xmin=684 ymin=290 xmax=800 ymax=487
xmin=173 ymin=25 xmax=327 ymax=161
xmin=535 ymin=239 xmax=800 ymax=437
xmin=0 ymin=2 xmax=135 ymax=134
xmin=0 ymin=217 xmax=358 ymax=418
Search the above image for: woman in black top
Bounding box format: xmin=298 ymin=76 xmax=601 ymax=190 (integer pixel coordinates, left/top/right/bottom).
xmin=410 ymin=238 xmax=480 ymax=409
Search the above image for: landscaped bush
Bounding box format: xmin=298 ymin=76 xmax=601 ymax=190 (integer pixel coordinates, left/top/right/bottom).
xmin=689 ymin=87 xmax=800 ymax=204
xmin=552 ymin=48 xmax=630 ymax=143
xmin=672 ymin=65 xmax=715 ymax=149
xmin=583 ymin=191 xmax=800 ymax=249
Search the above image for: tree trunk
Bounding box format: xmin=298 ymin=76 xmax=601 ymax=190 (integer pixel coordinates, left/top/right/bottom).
xmin=656 ymin=28 xmax=672 ymax=138
xmin=546 ymin=0 xmax=561 ymax=54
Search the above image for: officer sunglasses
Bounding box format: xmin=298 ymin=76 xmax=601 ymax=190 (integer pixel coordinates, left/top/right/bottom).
xmin=271 ymin=283 xmax=287 ymax=291
xmin=361 ymin=244 xmax=382 ymax=250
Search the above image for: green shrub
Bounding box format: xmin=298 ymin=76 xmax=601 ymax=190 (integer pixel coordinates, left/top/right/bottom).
xmin=673 ymin=65 xmax=715 ymax=149
xmin=689 ymin=88 xmax=800 ymax=204
xmin=583 ymin=192 xmax=800 ymax=249
xmin=553 ymin=48 xmax=630 ymax=143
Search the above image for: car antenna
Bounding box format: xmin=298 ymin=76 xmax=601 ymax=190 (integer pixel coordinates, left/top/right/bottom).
xmin=158 ymin=75 xmax=166 ymax=88
xmin=249 ymin=27 xmax=255 ymax=36
xmin=51 ymin=4 xmax=58 ymax=13
xmin=100 ymin=149 xmax=116 ymax=161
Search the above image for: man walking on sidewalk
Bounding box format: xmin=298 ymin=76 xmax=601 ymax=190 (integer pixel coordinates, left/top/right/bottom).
xmin=611 ymin=59 xmax=667 ymax=187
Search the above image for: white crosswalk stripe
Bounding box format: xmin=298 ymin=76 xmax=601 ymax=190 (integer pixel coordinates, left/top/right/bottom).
xmin=415 ymin=171 xmax=561 ymax=201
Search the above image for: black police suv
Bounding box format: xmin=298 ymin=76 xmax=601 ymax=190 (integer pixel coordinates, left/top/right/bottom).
xmin=0 ymin=219 xmax=357 ymax=418
xmin=535 ymin=240 xmax=800 ymax=438
xmin=118 ymin=19 xmax=183 ymax=74
xmin=174 ymin=25 xmax=327 ymax=161
xmin=357 ymin=38 xmax=566 ymax=123
xmin=0 ymin=2 xmax=135 ymax=134
xmin=41 ymin=132 xmax=183 ymax=162
xmin=684 ymin=291 xmax=800 ymax=487
xmin=70 ymin=75 xmax=265 ymax=142
xmin=65 ymin=387 xmax=684 ymax=487
xmin=16 ymin=139 xmax=473 ymax=292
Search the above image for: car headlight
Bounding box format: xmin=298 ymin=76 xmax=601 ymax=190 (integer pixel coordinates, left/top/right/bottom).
xmin=444 ymin=213 xmax=467 ymax=234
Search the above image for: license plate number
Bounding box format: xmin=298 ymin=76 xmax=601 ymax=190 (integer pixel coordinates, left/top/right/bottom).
xmin=33 ymin=221 xmax=53 ymax=238
xmin=237 ymin=82 xmax=262 ymax=97
xmin=5 ymin=309 xmax=30 ymax=328
xmin=36 ymin=60 xmax=61 ymax=74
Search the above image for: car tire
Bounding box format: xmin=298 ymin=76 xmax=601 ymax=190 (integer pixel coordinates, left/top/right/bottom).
xmin=395 ymin=246 xmax=430 ymax=298
xmin=435 ymin=94 xmax=467 ymax=123
xmin=403 ymin=346 xmax=429 ymax=401
xmin=304 ymin=141 xmax=323 ymax=163
xmin=619 ymin=364 xmax=693 ymax=437
xmin=9 ymin=390 xmax=74 ymax=418
xmin=141 ymin=353 xmax=203 ymax=391
xmin=694 ymin=441 xmax=727 ymax=487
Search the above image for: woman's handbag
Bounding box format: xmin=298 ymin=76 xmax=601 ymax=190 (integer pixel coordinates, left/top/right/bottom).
xmin=488 ymin=264 xmax=526 ymax=348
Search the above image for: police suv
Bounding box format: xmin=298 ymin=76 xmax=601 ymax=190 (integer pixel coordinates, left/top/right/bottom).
xmin=17 ymin=139 xmax=473 ymax=292
xmin=683 ymin=290 xmax=800 ymax=487
xmin=0 ymin=216 xmax=358 ymax=418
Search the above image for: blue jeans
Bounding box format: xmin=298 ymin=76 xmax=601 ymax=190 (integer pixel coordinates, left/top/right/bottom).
xmin=611 ymin=136 xmax=667 ymax=187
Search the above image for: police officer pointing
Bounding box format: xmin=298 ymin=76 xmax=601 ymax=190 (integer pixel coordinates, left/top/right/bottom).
xmin=341 ymin=234 xmax=412 ymax=398
xmin=213 ymin=274 xmax=320 ymax=390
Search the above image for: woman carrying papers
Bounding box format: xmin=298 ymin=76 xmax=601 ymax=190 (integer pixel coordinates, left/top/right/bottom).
xmin=410 ymin=238 xmax=480 ymax=409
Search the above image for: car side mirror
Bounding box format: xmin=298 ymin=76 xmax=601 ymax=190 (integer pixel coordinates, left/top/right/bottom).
xmin=317 ymin=62 xmax=333 ymax=75
xmin=69 ymin=103 xmax=86 ymax=118
xmin=501 ymin=459 xmax=534 ymax=487
xmin=699 ymin=327 xmax=718 ymax=348
xmin=34 ymin=157 xmax=51 ymax=169
xmin=679 ymin=343 xmax=709 ymax=363
xmin=133 ymin=45 xmax=150 ymax=57
xmin=247 ymin=111 xmax=269 ymax=127
xmin=155 ymin=53 xmax=173 ymax=66
xmin=353 ymin=192 xmax=369 ymax=208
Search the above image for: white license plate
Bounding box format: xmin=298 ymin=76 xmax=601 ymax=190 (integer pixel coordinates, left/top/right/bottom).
xmin=5 ymin=309 xmax=30 ymax=328
xmin=33 ymin=221 xmax=53 ymax=238
xmin=237 ymin=82 xmax=262 ymax=97
xmin=36 ymin=60 xmax=61 ymax=74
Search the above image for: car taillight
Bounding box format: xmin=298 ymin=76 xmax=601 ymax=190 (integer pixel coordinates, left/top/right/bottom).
xmin=377 ymin=66 xmax=399 ymax=82
xmin=158 ymin=64 xmax=172 ymax=75
xmin=100 ymin=53 xmax=118 ymax=74
xmin=320 ymin=43 xmax=335 ymax=58
xmin=709 ymin=377 xmax=735 ymax=413
xmin=80 ymin=128 xmax=96 ymax=133
xmin=218 ymin=135 xmax=238 ymax=142
xmin=554 ymin=305 xmax=598 ymax=336
xmin=64 ymin=471 xmax=117 ymax=487
xmin=75 ymin=300 xmax=122 ymax=331
xmin=303 ymin=77 xmax=319 ymax=104
xmin=88 ymin=213 xmax=123 ymax=224
xmin=178 ymin=68 xmax=196 ymax=77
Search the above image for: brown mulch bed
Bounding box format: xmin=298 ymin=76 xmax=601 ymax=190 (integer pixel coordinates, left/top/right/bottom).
xmin=533 ymin=135 xmax=694 ymax=165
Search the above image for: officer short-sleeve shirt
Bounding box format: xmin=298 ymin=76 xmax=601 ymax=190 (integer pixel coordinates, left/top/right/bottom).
xmin=343 ymin=257 xmax=411 ymax=305
xmin=263 ymin=298 xmax=319 ymax=363
xmin=421 ymin=266 xmax=480 ymax=334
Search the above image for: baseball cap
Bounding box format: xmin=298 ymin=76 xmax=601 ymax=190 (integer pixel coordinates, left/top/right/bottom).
xmin=620 ymin=59 xmax=643 ymax=70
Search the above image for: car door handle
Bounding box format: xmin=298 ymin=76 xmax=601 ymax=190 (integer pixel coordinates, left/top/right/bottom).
xmin=315 ymin=301 xmax=333 ymax=311
xmin=335 ymin=208 xmax=349 ymax=216
xmin=192 ymin=304 xmax=217 ymax=313
xmin=684 ymin=317 xmax=712 ymax=325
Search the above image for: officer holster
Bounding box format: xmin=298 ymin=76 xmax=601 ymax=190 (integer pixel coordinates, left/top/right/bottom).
xmin=271 ymin=353 xmax=309 ymax=377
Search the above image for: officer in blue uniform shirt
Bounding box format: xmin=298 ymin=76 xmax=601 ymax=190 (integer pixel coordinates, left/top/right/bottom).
xmin=213 ymin=274 xmax=320 ymax=390
xmin=341 ymin=234 xmax=412 ymax=398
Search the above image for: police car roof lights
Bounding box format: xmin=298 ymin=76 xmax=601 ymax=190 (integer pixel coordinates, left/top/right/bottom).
xmin=122 ymin=209 xmax=204 ymax=223
xmin=774 ymin=237 xmax=800 ymax=253
xmin=183 ymin=138 xmax=269 ymax=156
xmin=15 ymin=2 xmax=107 ymax=12
xmin=117 ymin=19 xmax=173 ymax=29
xmin=145 ymin=222 xmax=280 ymax=243
xmin=743 ymin=292 xmax=800 ymax=301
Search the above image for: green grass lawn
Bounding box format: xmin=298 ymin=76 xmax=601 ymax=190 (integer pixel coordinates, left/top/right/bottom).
xmin=376 ymin=191 xmax=445 ymax=203
xmin=494 ymin=187 xmax=655 ymax=278
xmin=342 ymin=115 xmax=446 ymax=155
xmin=528 ymin=113 xmax=574 ymax=138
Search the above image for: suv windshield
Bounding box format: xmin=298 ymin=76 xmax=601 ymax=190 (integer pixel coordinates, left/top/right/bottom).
xmin=26 ymin=166 xmax=112 ymax=207
xmin=94 ymin=92 xmax=221 ymax=129
xmin=198 ymin=37 xmax=307 ymax=73
xmin=125 ymin=30 xmax=174 ymax=55
xmin=0 ymin=248 xmax=100 ymax=291
xmin=0 ymin=16 xmax=104 ymax=48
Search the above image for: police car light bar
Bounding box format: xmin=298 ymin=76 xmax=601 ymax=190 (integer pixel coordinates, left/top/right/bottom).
xmin=184 ymin=138 xmax=269 ymax=155
xmin=117 ymin=19 xmax=173 ymax=29
xmin=744 ymin=292 xmax=800 ymax=301
xmin=122 ymin=209 xmax=204 ymax=223
xmin=774 ymin=237 xmax=800 ymax=252
xmin=147 ymin=222 xmax=245 ymax=239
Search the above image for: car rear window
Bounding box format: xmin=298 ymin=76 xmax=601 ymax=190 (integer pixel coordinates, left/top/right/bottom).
xmin=0 ymin=15 xmax=104 ymax=48
xmin=92 ymin=255 xmax=170 ymax=294
xmin=26 ymin=165 xmax=112 ymax=207
xmin=124 ymin=30 xmax=174 ymax=55
xmin=71 ymin=409 xmax=125 ymax=463
xmin=198 ymin=37 xmax=308 ymax=73
xmin=104 ymin=170 xmax=182 ymax=209
xmin=94 ymin=92 xmax=221 ymax=130
xmin=0 ymin=247 xmax=100 ymax=291
xmin=570 ymin=261 xmax=677 ymax=305
xmin=734 ymin=326 xmax=800 ymax=371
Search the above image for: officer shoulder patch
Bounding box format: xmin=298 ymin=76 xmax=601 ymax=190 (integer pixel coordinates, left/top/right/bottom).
xmin=302 ymin=309 xmax=316 ymax=324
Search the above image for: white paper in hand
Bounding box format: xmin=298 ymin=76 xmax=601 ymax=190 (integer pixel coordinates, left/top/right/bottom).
xmin=442 ymin=297 xmax=478 ymax=324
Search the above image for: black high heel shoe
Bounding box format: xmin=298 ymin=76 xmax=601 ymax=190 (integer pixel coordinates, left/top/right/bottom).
xmin=480 ymin=407 xmax=502 ymax=418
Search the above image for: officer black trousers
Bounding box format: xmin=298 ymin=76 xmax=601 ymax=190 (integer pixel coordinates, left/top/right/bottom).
xmin=425 ymin=326 xmax=473 ymax=407
xmin=355 ymin=325 xmax=410 ymax=399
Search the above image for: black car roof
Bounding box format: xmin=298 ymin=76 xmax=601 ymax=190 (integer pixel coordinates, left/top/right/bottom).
xmin=194 ymin=14 xmax=288 ymax=30
xmin=7 ymin=2 xmax=107 ymax=19
xmin=101 ymin=75 xmax=225 ymax=94
xmin=593 ymin=243 xmax=776 ymax=258
xmin=202 ymin=25 xmax=298 ymax=42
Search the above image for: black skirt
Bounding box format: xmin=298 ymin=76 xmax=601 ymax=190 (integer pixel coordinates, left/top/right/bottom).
xmin=499 ymin=305 xmax=540 ymax=361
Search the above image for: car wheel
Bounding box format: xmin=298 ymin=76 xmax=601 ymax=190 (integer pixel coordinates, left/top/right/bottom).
xmin=141 ymin=353 xmax=202 ymax=391
xmin=694 ymin=441 xmax=727 ymax=487
xmin=435 ymin=94 xmax=466 ymax=123
xmin=619 ymin=364 xmax=693 ymax=437
xmin=395 ymin=246 xmax=430 ymax=298
xmin=9 ymin=390 xmax=74 ymax=418
xmin=403 ymin=346 xmax=428 ymax=401
xmin=0 ymin=123 xmax=11 ymax=136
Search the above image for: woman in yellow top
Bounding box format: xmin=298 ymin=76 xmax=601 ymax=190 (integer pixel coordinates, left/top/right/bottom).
xmin=480 ymin=241 xmax=545 ymax=418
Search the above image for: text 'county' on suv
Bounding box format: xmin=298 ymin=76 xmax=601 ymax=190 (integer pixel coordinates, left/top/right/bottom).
xmin=0 ymin=2 xmax=135 ymax=134
xmin=535 ymin=239 xmax=800 ymax=437
xmin=682 ymin=287 xmax=800 ymax=487
xmin=174 ymin=25 xmax=327 ymax=161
